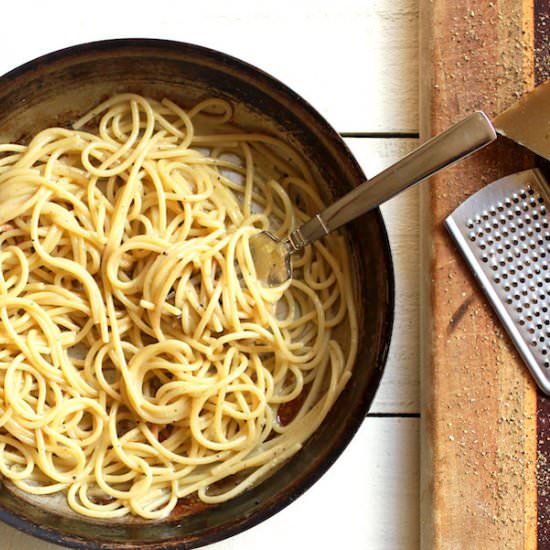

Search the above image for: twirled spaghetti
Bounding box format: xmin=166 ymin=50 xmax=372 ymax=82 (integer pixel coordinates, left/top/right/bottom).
xmin=0 ymin=94 xmax=358 ymax=519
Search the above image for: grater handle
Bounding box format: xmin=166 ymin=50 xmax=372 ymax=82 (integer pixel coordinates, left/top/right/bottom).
xmin=288 ymin=112 xmax=497 ymax=252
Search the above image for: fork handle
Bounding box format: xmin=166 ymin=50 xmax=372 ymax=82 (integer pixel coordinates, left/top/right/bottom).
xmin=287 ymin=112 xmax=496 ymax=252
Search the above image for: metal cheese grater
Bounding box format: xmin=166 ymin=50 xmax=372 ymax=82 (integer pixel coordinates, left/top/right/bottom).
xmin=445 ymin=168 xmax=550 ymax=395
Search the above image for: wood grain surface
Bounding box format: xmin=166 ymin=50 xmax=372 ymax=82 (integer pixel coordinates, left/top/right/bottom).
xmin=420 ymin=1 xmax=542 ymax=548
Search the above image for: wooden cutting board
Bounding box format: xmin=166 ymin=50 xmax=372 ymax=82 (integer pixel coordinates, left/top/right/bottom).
xmin=420 ymin=1 xmax=549 ymax=548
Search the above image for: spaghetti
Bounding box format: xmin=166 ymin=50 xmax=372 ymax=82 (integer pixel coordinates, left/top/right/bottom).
xmin=0 ymin=94 xmax=358 ymax=519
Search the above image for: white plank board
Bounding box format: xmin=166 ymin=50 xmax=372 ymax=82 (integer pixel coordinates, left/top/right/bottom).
xmin=0 ymin=0 xmax=418 ymax=134
xmin=345 ymin=138 xmax=420 ymax=414
xmin=0 ymin=418 xmax=420 ymax=550
xmin=0 ymin=3 xmax=421 ymax=548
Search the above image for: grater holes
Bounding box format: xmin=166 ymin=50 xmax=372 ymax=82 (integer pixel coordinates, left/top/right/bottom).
xmin=472 ymin=180 xmax=549 ymax=372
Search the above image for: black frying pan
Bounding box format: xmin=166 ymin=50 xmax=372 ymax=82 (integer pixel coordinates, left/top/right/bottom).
xmin=0 ymin=39 xmax=394 ymax=549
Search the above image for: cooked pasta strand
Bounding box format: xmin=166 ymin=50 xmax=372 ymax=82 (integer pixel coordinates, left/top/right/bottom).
xmin=0 ymin=94 xmax=357 ymax=519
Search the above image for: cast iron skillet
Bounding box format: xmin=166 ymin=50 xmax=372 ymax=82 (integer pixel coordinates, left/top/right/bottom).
xmin=0 ymin=39 xmax=394 ymax=549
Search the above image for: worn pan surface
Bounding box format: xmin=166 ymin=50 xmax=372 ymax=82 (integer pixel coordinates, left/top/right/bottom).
xmin=0 ymin=39 xmax=394 ymax=549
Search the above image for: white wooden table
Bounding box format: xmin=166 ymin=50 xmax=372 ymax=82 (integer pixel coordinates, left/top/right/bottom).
xmin=0 ymin=1 xmax=420 ymax=548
